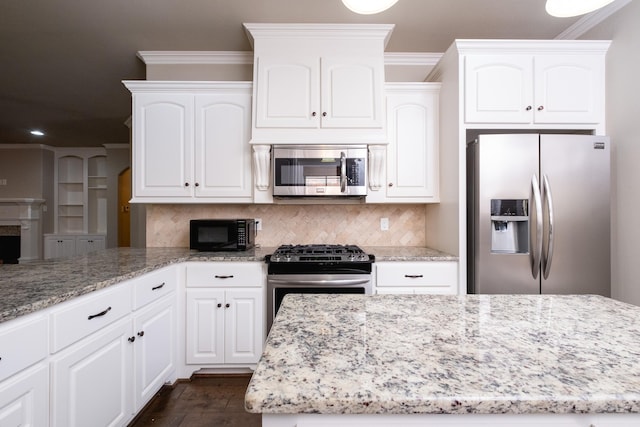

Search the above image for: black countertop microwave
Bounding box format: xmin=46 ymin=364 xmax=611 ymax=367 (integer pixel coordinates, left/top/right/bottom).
xmin=190 ymin=219 xmax=256 ymax=251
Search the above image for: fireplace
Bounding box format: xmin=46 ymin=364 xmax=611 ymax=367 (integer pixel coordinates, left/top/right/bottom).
xmin=0 ymin=225 xmax=20 ymax=264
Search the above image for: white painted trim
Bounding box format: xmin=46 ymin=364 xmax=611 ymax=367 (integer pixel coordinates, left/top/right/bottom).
xmin=454 ymin=39 xmax=611 ymax=55
xmin=243 ymin=23 xmax=395 ymax=48
xmin=122 ymin=81 xmax=252 ymax=92
xmin=0 ymin=144 xmax=54 ymax=151
xmin=384 ymin=52 xmax=442 ymax=66
xmin=136 ymin=51 xmax=254 ymax=65
xmin=555 ymin=0 xmax=632 ymax=39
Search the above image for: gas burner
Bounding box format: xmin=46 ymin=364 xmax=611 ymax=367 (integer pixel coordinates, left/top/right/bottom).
xmin=269 ymin=244 xmax=371 ymax=263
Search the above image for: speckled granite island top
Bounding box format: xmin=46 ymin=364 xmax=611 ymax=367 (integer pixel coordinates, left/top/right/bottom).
xmin=245 ymin=293 xmax=640 ymax=415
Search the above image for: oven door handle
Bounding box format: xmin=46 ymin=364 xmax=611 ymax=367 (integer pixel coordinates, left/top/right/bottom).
xmin=268 ymin=278 xmax=371 ymax=286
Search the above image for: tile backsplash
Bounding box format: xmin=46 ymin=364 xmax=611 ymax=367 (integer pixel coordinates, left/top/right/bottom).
xmin=146 ymin=204 xmax=427 ymax=247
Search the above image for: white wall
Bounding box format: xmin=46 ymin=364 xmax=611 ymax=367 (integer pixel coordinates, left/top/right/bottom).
xmin=581 ymin=1 xmax=640 ymax=305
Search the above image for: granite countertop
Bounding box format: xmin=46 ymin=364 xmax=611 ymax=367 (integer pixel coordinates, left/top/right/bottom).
xmin=0 ymin=246 xmax=455 ymax=323
xmin=364 ymin=246 xmax=457 ymax=262
xmin=245 ymin=293 xmax=640 ymax=415
xmin=0 ymin=246 xmax=274 ymax=323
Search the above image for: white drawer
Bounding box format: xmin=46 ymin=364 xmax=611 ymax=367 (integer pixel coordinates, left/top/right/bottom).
xmin=186 ymin=262 xmax=263 ymax=288
xmin=50 ymin=284 xmax=132 ymax=353
xmin=376 ymin=261 xmax=457 ymax=292
xmin=0 ymin=314 xmax=48 ymax=382
xmin=133 ymin=266 xmax=177 ymax=310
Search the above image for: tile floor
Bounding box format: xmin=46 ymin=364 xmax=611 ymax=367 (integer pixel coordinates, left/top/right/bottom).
xmin=129 ymin=374 xmax=261 ymax=427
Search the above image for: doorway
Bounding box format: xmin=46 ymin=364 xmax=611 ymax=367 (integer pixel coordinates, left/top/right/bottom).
xmin=118 ymin=167 xmax=131 ymax=247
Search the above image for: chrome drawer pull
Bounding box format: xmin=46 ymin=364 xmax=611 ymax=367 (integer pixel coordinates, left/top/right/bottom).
xmin=404 ymin=274 xmax=424 ymax=279
xmin=215 ymin=275 xmax=234 ymax=279
xmin=151 ymin=282 xmax=165 ymax=291
xmin=88 ymin=306 xmax=112 ymax=320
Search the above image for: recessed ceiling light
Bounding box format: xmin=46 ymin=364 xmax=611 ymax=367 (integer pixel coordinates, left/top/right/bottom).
xmin=30 ymin=130 xmax=45 ymax=136
xmin=341 ymin=0 xmax=399 ymax=15
xmin=545 ymin=0 xmax=615 ymax=17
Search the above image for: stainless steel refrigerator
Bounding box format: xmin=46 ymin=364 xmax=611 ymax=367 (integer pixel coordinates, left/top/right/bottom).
xmin=467 ymin=133 xmax=610 ymax=295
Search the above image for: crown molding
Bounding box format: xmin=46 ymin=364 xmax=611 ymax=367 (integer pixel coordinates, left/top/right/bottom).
xmin=383 ymin=52 xmax=442 ymax=66
xmin=137 ymin=51 xmax=253 ymax=65
xmin=555 ymin=0 xmax=632 ymax=39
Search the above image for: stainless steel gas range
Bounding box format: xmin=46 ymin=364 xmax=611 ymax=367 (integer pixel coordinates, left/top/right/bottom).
xmin=266 ymin=244 xmax=375 ymax=332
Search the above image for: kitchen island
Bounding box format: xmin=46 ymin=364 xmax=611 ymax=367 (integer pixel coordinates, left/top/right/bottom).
xmin=245 ymin=294 xmax=640 ymax=426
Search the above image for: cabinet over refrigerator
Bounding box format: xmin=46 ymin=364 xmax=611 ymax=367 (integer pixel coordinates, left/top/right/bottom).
xmin=467 ymin=134 xmax=610 ymax=296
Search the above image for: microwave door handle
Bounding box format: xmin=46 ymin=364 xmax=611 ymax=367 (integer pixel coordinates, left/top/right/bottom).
xmin=340 ymin=151 xmax=347 ymax=193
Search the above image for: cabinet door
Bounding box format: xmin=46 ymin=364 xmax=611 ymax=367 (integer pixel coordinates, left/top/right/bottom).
xmin=194 ymin=91 xmax=253 ymax=199
xmin=385 ymin=86 xmax=439 ymax=200
xmin=225 ymin=288 xmax=264 ymax=364
xmin=321 ymin=56 xmax=384 ymax=128
xmin=76 ymin=235 xmax=105 ymax=255
xmin=464 ymin=55 xmax=533 ymax=124
xmin=533 ymin=54 xmax=603 ymax=124
xmin=132 ymin=294 xmax=176 ymax=411
xmin=44 ymin=235 xmax=76 ymax=260
xmin=254 ymin=56 xmax=319 ymax=128
xmin=51 ymin=318 xmax=133 ymax=427
xmin=185 ymin=289 xmax=225 ymax=364
xmin=132 ymin=93 xmax=194 ymax=198
xmin=0 ymin=364 xmax=49 ymax=427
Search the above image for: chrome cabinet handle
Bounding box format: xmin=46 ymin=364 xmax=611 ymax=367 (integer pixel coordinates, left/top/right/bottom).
xmin=542 ymin=174 xmax=555 ymax=280
xmin=530 ymin=175 xmax=543 ymax=279
xmin=88 ymin=306 xmax=112 ymax=320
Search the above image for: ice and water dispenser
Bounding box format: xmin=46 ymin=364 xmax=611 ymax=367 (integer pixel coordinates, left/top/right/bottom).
xmin=490 ymin=199 xmax=529 ymax=253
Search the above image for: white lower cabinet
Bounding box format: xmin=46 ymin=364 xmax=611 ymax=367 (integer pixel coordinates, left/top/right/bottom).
xmin=48 ymin=267 xmax=177 ymax=427
xmin=132 ymin=294 xmax=176 ymax=411
xmin=186 ymin=288 xmax=263 ymax=365
xmin=44 ymin=234 xmax=106 ymax=259
xmin=50 ymin=318 xmax=133 ymax=427
xmin=0 ymin=364 xmax=49 ymax=427
xmin=375 ymin=261 xmax=458 ymax=295
xmin=185 ymin=262 xmax=265 ymax=367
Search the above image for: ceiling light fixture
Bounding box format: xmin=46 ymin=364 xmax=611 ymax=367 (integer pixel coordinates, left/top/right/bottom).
xmin=29 ymin=130 xmax=45 ymax=136
xmin=545 ymin=0 xmax=616 ymax=17
xmin=341 ymin=0 xmax=399 ymax=15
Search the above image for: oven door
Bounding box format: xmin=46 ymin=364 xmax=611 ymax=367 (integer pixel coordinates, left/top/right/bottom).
xmin=272 ymin=146 xmax=367 ymax=196
xmin=267 ymin=273 xmax=372 ymax=332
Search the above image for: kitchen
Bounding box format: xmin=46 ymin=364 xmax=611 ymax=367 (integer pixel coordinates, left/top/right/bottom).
xmin=1 ymin=0 xmax=640 ymax=425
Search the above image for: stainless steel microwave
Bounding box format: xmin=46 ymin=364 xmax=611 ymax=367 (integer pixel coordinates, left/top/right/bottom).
xmin=189 ymin=219 xmax=255 ymax=251
xmin=272 ymin=145 xmax=367 ymax=197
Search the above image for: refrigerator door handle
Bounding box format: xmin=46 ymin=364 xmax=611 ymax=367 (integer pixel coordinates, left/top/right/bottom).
xmin=542 ymin=174 xmax=555 ymax=279
xmin=530 ymin=175 xmax=543 ymax=279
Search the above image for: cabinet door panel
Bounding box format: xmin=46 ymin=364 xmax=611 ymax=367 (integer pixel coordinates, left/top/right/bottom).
xmin=133 ymin=295 xmax=176 ymax=411
xmin=465 ymin=55 xmax=532 ymax=123
xmin=255 ymin=56 xmax=319 ymax=128
xmin=225 ymin=289 xmax=263 ymax=364
xmin=534 ymin=55 xmax=603 ymax=124
xmin=321 ymin=57 xmax=384 ymax=128
xmin=195 ymin=92 xmax=253 ymax=198
xmin=185 ymin=289 xmax=225 ymax=364
xmin=0 ymin=364 xmax=49 ymax=427
xmin=51 ymin=318 xmax=133 ymax=427
xmin=133 ymin=94 xmax=193 ymax=197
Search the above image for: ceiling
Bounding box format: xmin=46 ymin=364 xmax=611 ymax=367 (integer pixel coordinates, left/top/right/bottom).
xmin=0 ymin=0 xmax=608 ymax=147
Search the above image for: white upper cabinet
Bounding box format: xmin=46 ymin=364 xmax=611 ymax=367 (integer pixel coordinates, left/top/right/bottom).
xmin=245 ymin=23 xmax=393 ymax=145
xmin=461 ymin=40 xmax=609 ymax=126
xmin=255 ymin=55 xmax=384 ymax=130
xmin=125 ymin=82 xmax=253 ymax=203
xmin=367 ymin=83 xmax=440 ymax=203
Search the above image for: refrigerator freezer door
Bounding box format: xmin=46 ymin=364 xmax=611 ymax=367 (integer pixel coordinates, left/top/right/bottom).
xmin=540 ymin=134 xmax=610 ymax=296
xmin=470 ymin=134 xmax=541 ymax=294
